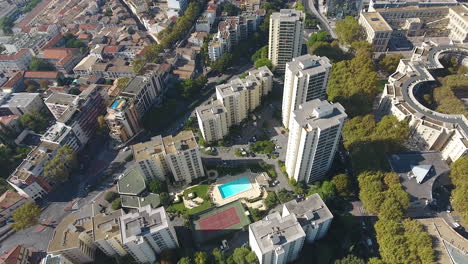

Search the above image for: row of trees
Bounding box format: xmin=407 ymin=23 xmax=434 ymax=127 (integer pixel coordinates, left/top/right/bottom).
xmin=176 ymin=247 xmax=258 ymax=264
xmin=140 ymin=2 xmax=203 ymax=66
xmin=43 ymin=145 xmax=78 ymax=182
xmin=178 ymin=76 xmax=208 ymax=99
xmin=449 ymin=156 xmax=468 ymax=226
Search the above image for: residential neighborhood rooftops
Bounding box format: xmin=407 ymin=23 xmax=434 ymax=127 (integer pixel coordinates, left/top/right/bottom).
xmin=117 ymin=167 xmax=146 ymax=196
xmin=119 ymin=205 xmax=170 ymax=244
xmin=293 ymin=99 xmax=347 ymax=131
xmin=132 ymin=135 xmax=165 ymax=162
xmin=196 ymin=101 xmax=227 ymax=121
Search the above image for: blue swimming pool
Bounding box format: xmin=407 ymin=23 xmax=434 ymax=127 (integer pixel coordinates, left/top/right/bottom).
xmin=111 ymin=100 xmax=120 ymax=109
xmin=218 ymin=176 xmax=253 ymax=199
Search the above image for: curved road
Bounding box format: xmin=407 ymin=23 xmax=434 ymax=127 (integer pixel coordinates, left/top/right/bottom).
xmin=303 ymin=0 xmax=337 ymax=39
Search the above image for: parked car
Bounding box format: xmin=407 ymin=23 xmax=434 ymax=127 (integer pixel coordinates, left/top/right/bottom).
xmin=272 ymin=151 xmax=279 ymax=155
xmin=123 ymin=146 xmax=130 ymax=152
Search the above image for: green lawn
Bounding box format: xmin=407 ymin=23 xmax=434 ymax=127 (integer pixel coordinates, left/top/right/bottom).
xmin=168 ymin=184 xmax=213 ymax=215
xmin=249 ymin=140 xmax=275 ymax=154
xmin=377 ymin=79 xmax=387 ymax=92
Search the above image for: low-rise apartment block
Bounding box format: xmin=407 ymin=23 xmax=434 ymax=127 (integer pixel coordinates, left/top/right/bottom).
xmin=119 ymin=206 xmax=179 ymax=264
xmin=0 ymin=49 xmax=33 ymax=72
xmin=358 ymin=12 xmax=392 ymax=52
xmin=133 ymin=130 xmax=205 ymax=183
xmin=0 ymin=92 xmax=45 ymax=116
xmin=377 ymin=42 xmax=468 ymax=163
xmin=285 ymin=100 xmax=347 ymax=183
xmin=360 ymin=5 xmax=468 ymax=51
xmin=208 ymin=11 xmax=264 ymax=61
xmin=7 ymin=142 xmax=56 ymax=200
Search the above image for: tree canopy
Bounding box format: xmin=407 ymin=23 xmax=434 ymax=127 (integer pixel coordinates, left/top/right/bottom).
xmin=358 ymin=171 xmax=409 ymax=218
xmin=254 ymin=58 xmax=272 ymax=70
xmin=331 ymin=173 xmax=353 ymax=198
xmin=326 ymin=50 xmax=379 ymax=116
xmin=378 ymin=54 xmax=404 ymax=75
xmin=342 ymin=115 xmax=409 ymax=172
xmin=375 ymin=219 xmax=435 ymax=264
xmin=307 ymin=30 xmax=328 ymax=47
xmin=334 ymin=255 xmax=365 ymax=264
xmin=335 ymin=16 xmax=364 ymax=45
xmin=222 ymin=2 xmax=241 ymax=16
xmin=30 ymin=58 xmax=55 ymax=71
xmin=19 ymin=111 xmax=50 ymax=133
xmin=149 ymin=178 xmax=168 ymax=194
xmin=449 ymin=156 xmax=468 ymax=225
xmin=12 ymin=202 xmax=41 ymax=231
xmin=179 ymin=76 xmax=207 ymax=99
xmin=433 ymin=73 xmax=468 ymax=118
xmin=43 ymin=145 xmax=78 ymax=182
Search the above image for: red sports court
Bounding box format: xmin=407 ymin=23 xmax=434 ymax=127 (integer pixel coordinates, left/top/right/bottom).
xmin=198 ymin=208 xmax=240 ymax=235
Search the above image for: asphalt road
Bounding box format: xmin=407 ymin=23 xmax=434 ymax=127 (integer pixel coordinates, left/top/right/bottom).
xmin=303 ymin=0 xmax=337 ymax=39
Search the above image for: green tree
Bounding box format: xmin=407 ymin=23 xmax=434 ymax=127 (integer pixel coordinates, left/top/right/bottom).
xmin=212 ymin=248 xmax=227 ymax=264
xmin=378 ymin=54 xmax=404 ymax=75
xmin=309 ymin=40 xmax=345 ymax=62
xmin=367 ymin=258 xmax=384 ymax=264
xmin=131 ymin=58 xmax=146 ymax=74
xmin=177 ymin=257 xmax=192 ymax=264
xmin=30 ymin=57 xmax=55 ymax=71
xmin=149 ymin=178 xmax=167 ymax=194
xmin=449 ymin=156 xmax=468 ymax=225
xmin=43 ymin=145 xmax=78 ymax=182
xmin=294 ymin=3 xmax=306 ymax=12
xmin=335 ymin=16 xmax=364 ymax=45
xmin=251 ymin=45 xmax=268 ymax=63
xmin=264 ymin=191 xmax=278 ymax=209
xmin=211 ymin=53 xmax=233 ymax=72
xmin=232 ymin=247 xmax=258 ymax=264
xmin=0 ymin=17 xmax=14 ymax=35
xmin=19 ymin=111 xmax=49 ymax=133
xmin=111 ymin=198 xmax=122 ymax=210
xmin=255 ymin=58 xmax=272 ymax=69
xmin=105 ymin=191 xmax=118 ymax=202
xmin=11 ymin=202 xmax=41 ymax=231
xmin=223 ymin=2 xmax=241 ymax=16
xmin=160 ymin=192 xmax=171 ymax=206
xmin=308 ymin=181 xmax=336 ymax=201
xmin=307 ymin=30 xmax=328 ymax=47
xmin=277 ymin=188 xmax=294 ymax=203
xmin=331 ymin=173 xmax=353 ymax=198
xmin=194 ymin=252 xmax=207 ymax=264
xmin=335 ymin=255 xmax=366 ymax=264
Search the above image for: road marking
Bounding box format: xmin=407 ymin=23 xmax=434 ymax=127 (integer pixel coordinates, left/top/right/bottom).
xmin=90 ymin=191 xmax=103 ymax=202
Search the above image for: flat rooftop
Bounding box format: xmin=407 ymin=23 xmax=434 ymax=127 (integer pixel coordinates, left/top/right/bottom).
xmin=249 ymin=212 xmax=305 ymax=254
xmin=48 ymin=204 xmax=97 ymax=253
xmin=196 ymin=101 xmax=227 ymax=121
xmin=93 ymin=210 xmax=123 ymax=241
xmin=117 ymin=167 xmax=146 ymax=195
xmin=361 ymin=12 xmax=392 ymax=32
xmin=292 ymin=99 xmax=347 ymax=131
xmin=283 ymin=193 xmax=333 ymax=226
xmin=119 ymin=205 xmax=170 ymax=244
xmin=132 ymin=135 xmax=165 ymax=162
xmin=271 ymin=9 xmax=305 ymax=21
xmin=286 ymin=54 xmax=331 ymax=76
xmin=121 ymin=193 xmax=161 ymax=209
xmin=387 ymin=151 xmax=450 ymax=201
xmin=163 ymin=130 xmax=198 ymax=155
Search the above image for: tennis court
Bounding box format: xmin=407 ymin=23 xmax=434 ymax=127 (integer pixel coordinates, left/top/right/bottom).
xmin=192 ymin=200 xmax=250 ymax=243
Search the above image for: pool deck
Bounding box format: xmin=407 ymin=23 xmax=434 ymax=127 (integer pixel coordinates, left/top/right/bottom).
xmin=211 ymin=171 xmax=262 ymax=207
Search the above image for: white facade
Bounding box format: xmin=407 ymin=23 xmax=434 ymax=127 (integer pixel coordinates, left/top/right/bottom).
xmin=93 ymin=210 xmax=128 ymax=258
xmin=120 ymin=206 xmax=179 ymax=264
xmin=133 ymin=130 xmax=205 ymax=184
xmin=196 ymin=101 xmax=229 ymax=144
xmin=358 ymin=12 xmax=392 ymax=52
xmin=268 ymin=9 xmax=304 ymax=72
xmin=285 ymin=100 xmax=347 ymax=183
xmin=249 ymin=212 xmax=305 ymax=264
xmin=168 ymin=0 xmax=188 ymax=13
xmin=0 ymin=92 xmax=45 ymax=116
xmin=0 ymin=48 xmax=33 ymax=72
xmin=282 ymin=55 xmax=331 ymax=129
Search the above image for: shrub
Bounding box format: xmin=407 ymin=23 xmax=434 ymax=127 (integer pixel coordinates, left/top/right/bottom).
xmin=104 ymin=191 xmax=118 ymax=202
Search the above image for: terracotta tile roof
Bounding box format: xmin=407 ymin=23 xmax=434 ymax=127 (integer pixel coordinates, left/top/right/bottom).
xmin=0 ymin=115 xmax=20 ymax=126
xmin=42 ymin=48 xmax=80 ymax=66
xmin=0 ymin=245 xmax=27 ymax=264
xmin=0 ymin=49 xmax=31 ymax=61
xmin=24 ymin=71 xmax=60 ymax=79
xmin=103 ymin=45 xmax=122 ymax=53
xmin=43 ymin=34 xmax=63 ymax=49
xmin=0 ymin=190 xmax=24 ymax=209
xmin=79 ymin=24 xmax=99 ymax=31
xmin=2 ymin=72 xmax=24 ymax=88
